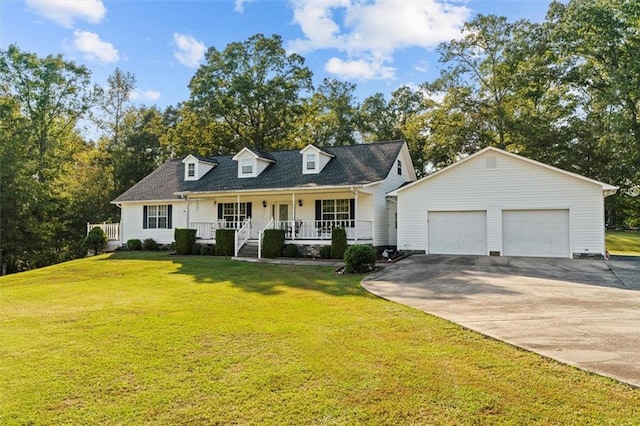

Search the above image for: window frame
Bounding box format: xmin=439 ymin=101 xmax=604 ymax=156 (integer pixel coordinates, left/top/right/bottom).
xmin=305 ymin=153 xmax=317 ymax=172
xmin=397 ymin=159 xmax=402 ymax=175
xmin=144 ymin=204 xmax=171 ymax=229
xmin=240 ymin=158 xmax=253 ymax=175
xmin=187 ymin=163 xmax=196 ymax=177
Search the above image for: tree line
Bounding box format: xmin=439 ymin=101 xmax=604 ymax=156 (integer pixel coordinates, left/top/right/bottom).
xmin=1 ymin=0 xmax=638 ymax=273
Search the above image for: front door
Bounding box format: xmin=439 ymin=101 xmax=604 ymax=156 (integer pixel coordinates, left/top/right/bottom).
xmin=277 ymin=203 xmax=290 ymax=235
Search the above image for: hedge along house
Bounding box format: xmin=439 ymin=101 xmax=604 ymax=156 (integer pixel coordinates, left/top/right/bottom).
xmin=112 ymin=140 xmax=416 ymax=256
xmin=388 ymin=147 xmax=618 ymax=259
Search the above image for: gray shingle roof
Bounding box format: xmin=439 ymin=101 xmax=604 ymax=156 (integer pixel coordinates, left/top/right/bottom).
xmin=113 ymin=140 xmax=405 ymax=202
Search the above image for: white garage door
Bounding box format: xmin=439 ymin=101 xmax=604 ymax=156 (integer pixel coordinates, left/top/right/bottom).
xmin=428 ymin=211 xmax=487 ymax=255
xmin=503 ymin=210 xmax=570 ymax=258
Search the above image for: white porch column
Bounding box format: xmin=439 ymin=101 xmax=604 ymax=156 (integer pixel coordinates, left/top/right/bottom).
xmin=291 ymin=192 xmax=296 ymax=240
xmin=237 ymin=194 xmax=241 ymax=227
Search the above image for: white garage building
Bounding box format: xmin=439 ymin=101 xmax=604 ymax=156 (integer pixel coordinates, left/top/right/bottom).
xmin=389 ymin=147 xmax=618 ymax=258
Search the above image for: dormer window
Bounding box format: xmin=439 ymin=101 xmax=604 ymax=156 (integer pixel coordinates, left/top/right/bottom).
xmin=397 ymin=160 xmax=402 ymax=175
xmin=300 ymin=144 xmax=334 ymax=174
xmin=182 ymin=155 xmax=217 ymax=181
xmin=305 ymin=153 xmax=317 ymax=172
xmin=241 ymin=158 xmax=253 ymax=175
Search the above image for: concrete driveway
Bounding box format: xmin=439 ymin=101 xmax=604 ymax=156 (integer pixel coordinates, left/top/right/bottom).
xmin=362 ymin=255 xmax=640 ymax=387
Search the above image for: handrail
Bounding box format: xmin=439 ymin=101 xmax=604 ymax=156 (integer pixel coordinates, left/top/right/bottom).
xmin=234 ymin=218 xmax=252 ymax=257
xmin=257 ymin=218 xmax=274 ymax=259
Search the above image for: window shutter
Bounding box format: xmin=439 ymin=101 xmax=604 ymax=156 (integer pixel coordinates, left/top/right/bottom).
xmin=349 ymin=198 xmax=355 ymax=227
xmin=167 ymin=205 xmax=173 ymax=228
xmin=143 ymin=206 xmax=148 ymax=229
xmin=315 ymin=200 xmax=322 ymax=224
xmin=218 ymin=203 xmax=223 ymax=220
xmin=246 ymin=202 xmax=252 ymax=219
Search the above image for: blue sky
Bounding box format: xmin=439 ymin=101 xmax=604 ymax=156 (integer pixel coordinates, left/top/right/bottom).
xmin=1 ymin=0 xmax=551 ymax=108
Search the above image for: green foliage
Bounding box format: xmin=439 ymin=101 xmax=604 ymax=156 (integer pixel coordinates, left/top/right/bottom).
xmin=126 ymin=239 xmax=142 ymax=251
xmin=319 ymin=245 xmax=332 ymax=259
xmin=215 ymin=229 xmax=235 ymax=256
xmin=344 ymin=245 xmax=377 ymax=274
xmin=174 ymin=229 xmax=197 ymax=255
xmin=200 ymin=245 xmax=213 ymax=256
xmin=143 ymin=238 xmax=159 ymax=251
xmin=262 ymin=229 xmax=285 ymax=258
xmin=188 ymin=34 xmax=313 ymax=151
xmin=83 ymin=228 xmax=107 ymax=255
xmin=192 ymin=243 xmax=203 ymax=255
xmin=331 ymin=228 xmax=347 ymax=259
xmin=282 ymin=244 xmax=300 ymax=258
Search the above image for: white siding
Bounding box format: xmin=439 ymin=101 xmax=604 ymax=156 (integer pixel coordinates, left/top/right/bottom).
xmin=120 ymin=200 xmax=187 ymax=245
xmin=369 ymin=143 xmax=415 ymax=247
xmin=397 ymin=151 xmax=607 ymax=256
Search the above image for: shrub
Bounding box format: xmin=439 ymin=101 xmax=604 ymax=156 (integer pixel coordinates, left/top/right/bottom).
xmin=215 ymin=229 xmax=235 ymax=256
xmin=83 ymin=227 xmax=107 ymax=255
xmin=262 ymin=229 xmax=285 ymax=258
xmin=344 ymin=244 xmax=376 ymax=273
xmin=331 ymin=228 xmax=347 ymax=259
xmin=282 ymin=244 xmax=299 ymax=258
xmin=201 ymin=244 xmax=212 ymax=256
xmin=143 ymin=238 xmax=159 ymax=251
xmin=319 ymin=245 xmax=332 ymax=259
xmin=174 ymin=229 xmax=197 ymax=255
xmin=192 ymin=243 xmax=203 ymax=255
xmin=127 ymin=239 xmax=142 ymax=251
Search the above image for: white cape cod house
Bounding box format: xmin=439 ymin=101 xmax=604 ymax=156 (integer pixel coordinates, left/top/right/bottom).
xmin=110 ymin=140 xmax=416 ymax=256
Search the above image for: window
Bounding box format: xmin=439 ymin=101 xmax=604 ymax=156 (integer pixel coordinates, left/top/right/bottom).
xmin=218 ymin=202 xmax=252 ymax=226
xmin=321 ymin=199 xmax=350 ymax=224
xmin=241 ymin=158 xmax=253 ymax=175
xmin=397 ymin=159 xmax=402 ymax=175
xmin=306 ymin=153 xmax=317 ymax=171
xmin=143 ymin=205 xmax=172 ymax=229
xmin=187 ymin=163 xmax=195 ymax=177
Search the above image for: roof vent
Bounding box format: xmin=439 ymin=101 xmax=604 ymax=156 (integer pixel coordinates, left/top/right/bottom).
xmin=485 ymin=155 xmax=498 ymax=170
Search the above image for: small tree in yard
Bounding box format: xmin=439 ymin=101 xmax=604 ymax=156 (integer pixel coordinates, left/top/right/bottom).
xmin=83 ymin=227 xmax=107 ymax=255
xmin=344 ymin=245 xmax=376 ymax=273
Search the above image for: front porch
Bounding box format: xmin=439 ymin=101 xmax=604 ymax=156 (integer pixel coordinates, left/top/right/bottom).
xmin=190 ymin=219 xmax=373 ymax=244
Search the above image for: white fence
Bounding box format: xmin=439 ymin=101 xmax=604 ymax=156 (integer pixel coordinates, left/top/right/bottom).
xmin=271 ymin=220 xmax=373 ymax=241
xmin=87 ymin=222 xmax=120 ymax=241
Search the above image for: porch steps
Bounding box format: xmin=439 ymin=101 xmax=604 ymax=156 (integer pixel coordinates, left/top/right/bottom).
xmin=237 ymin=240 xmax=259 ymax=258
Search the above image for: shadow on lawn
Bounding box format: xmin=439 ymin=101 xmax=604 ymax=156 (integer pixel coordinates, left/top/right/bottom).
xmin=104 ymin=251 xmax=370 ymax=298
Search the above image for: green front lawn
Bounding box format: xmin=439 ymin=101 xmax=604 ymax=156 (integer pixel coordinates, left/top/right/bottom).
xmin=1 ymin=252 xmax=638 ymax=424
xmin=606 ymin=230 xmax=640 ymax=255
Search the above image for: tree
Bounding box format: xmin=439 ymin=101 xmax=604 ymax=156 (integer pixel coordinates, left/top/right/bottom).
xmin=547 ymin=0 xmax=640 ymax=227
xmin=312 ymin=78 xmax=358 ymax=146
xmin=95 ymin=68 xmax=136 ymax=151
xmin=188 ymin=34 xmax=313 ymax=152
xmin=0 ymin=45 xmax=95 ymax=272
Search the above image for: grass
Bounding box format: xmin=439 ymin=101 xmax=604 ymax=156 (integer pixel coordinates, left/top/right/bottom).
xmin=606 ymin=230 xmax=640 ymax=255
xmin=1 ymin=252 xmax=638 ymax=425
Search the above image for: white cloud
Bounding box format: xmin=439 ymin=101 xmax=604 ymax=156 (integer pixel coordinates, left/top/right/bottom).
xmin=414 ymin=60 xmax=430 ymax=73
xmin=131 ymin=89 xmax=161 ymax=102
xmin=234 ymin=0 xmax=253 ymax=13
xmin=71 ymin=31 xmax=119 ymax=63
xmin=325 ymin=57 xmax=395 ymax=80
xmin=26 ymin=0 xmax=106 ymax=28
xmin=173 ymin=33 xmax=206 ymax=68
xmin=288 ymin=0 xmax=470 ymax=80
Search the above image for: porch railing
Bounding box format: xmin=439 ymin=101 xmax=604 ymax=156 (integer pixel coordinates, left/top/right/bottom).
xmin=87 ymin=222 xmax=120 ymax=241
xmin=271 ymin=220 xmax=373 ymax=241
xmin=190 ymin=220 xmax=243 ymax=240
xmin=234 ymin=219 xmax=251 ymax=257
